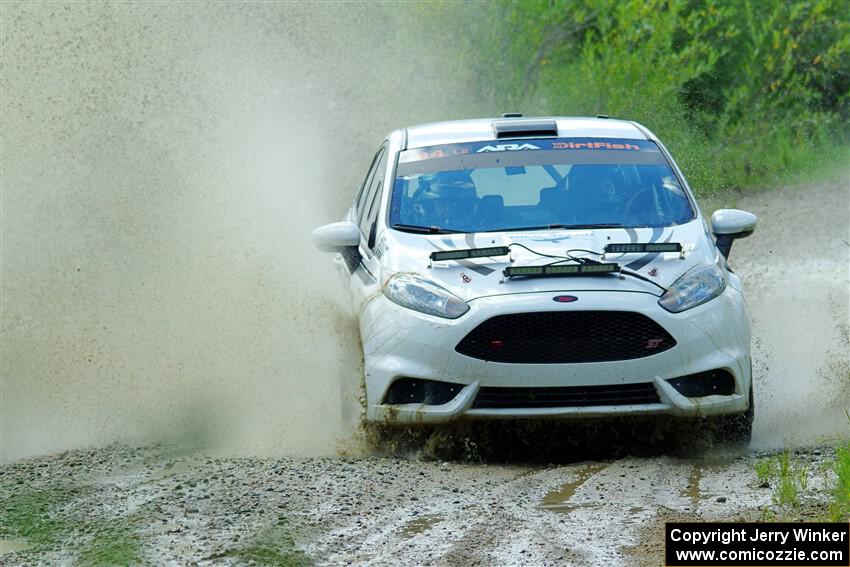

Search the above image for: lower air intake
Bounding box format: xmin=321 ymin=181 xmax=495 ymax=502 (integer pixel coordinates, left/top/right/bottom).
xmin=383 ymin=378 xmax=463 ymax=405
xmin=472 ymin=382 xmax=661 ymax=409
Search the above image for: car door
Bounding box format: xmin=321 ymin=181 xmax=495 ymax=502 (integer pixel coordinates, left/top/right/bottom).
xmin=349 ymin=142 xmax=388 ymax=307
xmin=335 ymin=145 xmax=382 ymax=277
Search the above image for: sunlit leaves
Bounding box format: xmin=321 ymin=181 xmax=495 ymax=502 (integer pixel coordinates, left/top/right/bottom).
xmin=430 ymin=0 xmax=848 ymax=191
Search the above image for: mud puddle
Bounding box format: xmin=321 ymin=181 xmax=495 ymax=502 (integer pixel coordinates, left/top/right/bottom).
xmin=540 ymin=463 xmax=608 ymax=512
xmin=399 ymin=514 xmax=443 ymax=539
xmin=683 ymin=465 xmax=703 ymax=508
xmin=0 ymin=540 xmax=32 ymax=556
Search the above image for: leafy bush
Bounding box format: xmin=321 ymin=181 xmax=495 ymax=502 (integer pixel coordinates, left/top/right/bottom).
xmin=424 ymin=0 xmax=849 ymax=193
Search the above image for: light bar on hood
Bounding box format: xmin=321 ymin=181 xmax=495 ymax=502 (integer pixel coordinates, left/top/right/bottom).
xmin=504 ymin=263 xmax=620 ymax=278
xmin=604 ymin=243 xmax=682 ymax=254
xmin=430 ymin=246 xmax=510 ymax=262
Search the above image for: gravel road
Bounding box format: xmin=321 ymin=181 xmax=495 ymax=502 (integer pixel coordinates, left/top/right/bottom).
xmin=2 ymin=178 xmax=847 ymax=566
xmin=0 ymin=443 xmax=839 ymax=566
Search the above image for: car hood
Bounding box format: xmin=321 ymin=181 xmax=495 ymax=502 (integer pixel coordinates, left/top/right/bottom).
xmin=378 ymin=220 xmax=719 ymax=301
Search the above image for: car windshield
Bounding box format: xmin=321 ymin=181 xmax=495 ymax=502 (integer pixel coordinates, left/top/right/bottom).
xmin=389 ymin=138 xmax=695 ymax=233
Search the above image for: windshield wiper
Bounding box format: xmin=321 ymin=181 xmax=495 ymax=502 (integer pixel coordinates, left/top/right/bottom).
xmin=500 ymin=223 xmax=623 ymax=232
xmin=500 ymin=224 xmax=571 ymax=232
xmin=391 ymin=224 xmax=465 ymax=234
xmin=560 ymin=223 xmax=623 ymax=229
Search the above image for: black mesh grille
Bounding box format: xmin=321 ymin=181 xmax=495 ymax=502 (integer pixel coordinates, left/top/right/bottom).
xmin=472 ymin=383 xmax=661 ymax=409
xmin=455 ymin=311 xmax=676 ymax=363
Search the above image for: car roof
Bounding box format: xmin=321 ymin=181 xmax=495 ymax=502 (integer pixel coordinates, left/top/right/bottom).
xmin=404 ymin=116 xmax=649 ymax=149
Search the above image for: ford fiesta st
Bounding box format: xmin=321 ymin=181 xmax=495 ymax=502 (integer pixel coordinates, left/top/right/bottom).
xmin=313 ymin=115 xmax=758 ymax=443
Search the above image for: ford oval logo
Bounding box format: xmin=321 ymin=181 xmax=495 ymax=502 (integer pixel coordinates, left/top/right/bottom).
xmin=553 ymin=295 xmax=578 ymax=303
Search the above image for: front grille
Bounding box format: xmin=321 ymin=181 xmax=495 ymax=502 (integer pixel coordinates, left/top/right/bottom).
xmin=455 ymin=311 xmax=676 ymax=364
xmin=472 ymin=383 xmax=661 ymax=409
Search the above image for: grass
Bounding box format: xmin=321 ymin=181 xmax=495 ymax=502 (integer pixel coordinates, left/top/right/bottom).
xmin=830 ymin=443 xmax=850 ymax=521
xmin=214 ymin=523 xmax=311 ymax=567
xmin=698 ymin=142 xmax=850 ymax=199
xmin=1 ymin=453 xmax=311 ymax=566
xmin=754 ymin=459 xmax=773 ymax=486
xmin=0 ymin=486 xmax=143 ymax=565
xmin=75 ymin=525 xmax=143 ymax=566
xmin=773 ymin=452 xmax=806 ymax=508
xmin=829 ymin=411 xmax=850 ymax=521
xmin=0 ymin=487 xmax=81 ymax=549
xmin=755 ymin=409 xmax=850 ymax=521
xmin=1 ymin=486 xmax=307 ymax=566
xmin=753 ymin=451 xmax=809 ymax=510
xmin=223 ymin=545 xmax=309 ymax=567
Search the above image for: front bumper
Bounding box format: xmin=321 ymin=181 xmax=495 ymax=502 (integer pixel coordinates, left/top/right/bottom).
xmin=360 ymin=287 xmax=751 ymax=423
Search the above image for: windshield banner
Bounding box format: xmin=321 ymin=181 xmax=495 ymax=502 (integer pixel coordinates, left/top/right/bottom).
xmin=396 ymin=138 xmax=665 ymax=176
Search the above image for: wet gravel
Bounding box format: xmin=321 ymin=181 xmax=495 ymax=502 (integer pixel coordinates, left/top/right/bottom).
xmin=0 ymin=443 xmax=838 ymax=566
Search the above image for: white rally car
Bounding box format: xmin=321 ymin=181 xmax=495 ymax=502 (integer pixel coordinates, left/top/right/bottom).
xmin=313 ymin=116 xmax=758 ymax=443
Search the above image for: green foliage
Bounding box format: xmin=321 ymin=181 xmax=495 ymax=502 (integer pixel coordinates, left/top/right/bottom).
xmin=774 ymin=452 xmax=806 ymax=508
xmin=754 ymin=451 xmax=809 ymax=509
xmin=223 ymin=546 xmax=309 ymax=567
xmin=1 ymin=476 xmax=309 ymax=565
xmin=0 ymin=486 xmax=142 ymax=564
xmin=756 ymin=412 xmax=850 ymax=521
xmin=0 ymin=488 xmax=79 ymax=548
xmin=829 ymin=412 xmax=850 ymax=521
xmin=429 ymin=0 xmax=850 ymax=193
xmin=75 ymin=526 xmax=143 ymax=567
xmin=754 ymin=458 xmax=773 ymax=485
xmin=215 ymin=523 xmax=311 ymax=567
xmin=831 ymin=442 xmax=850 ymax=520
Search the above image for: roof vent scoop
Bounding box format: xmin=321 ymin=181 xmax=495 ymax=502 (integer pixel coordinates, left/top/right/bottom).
xmin=501 ymin=112 xmax=524 ymax=118
xmin=493 ymin=118 xmax=559 ymax=139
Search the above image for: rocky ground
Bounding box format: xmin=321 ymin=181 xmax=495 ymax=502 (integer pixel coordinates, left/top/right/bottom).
xmin=0 ymin=442 xmax=839 ymax=566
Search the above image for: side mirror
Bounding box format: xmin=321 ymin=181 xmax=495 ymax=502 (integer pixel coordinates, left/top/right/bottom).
xmin=710 ymin=209 xmax=758 ymax=259
xmin=312 ymin=221 xmax=362 ymax=272
xmin=312 ymin=221 xmax=361 ymax=252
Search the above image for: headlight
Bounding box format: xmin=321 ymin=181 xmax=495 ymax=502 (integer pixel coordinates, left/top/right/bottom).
xmin=384 ymin=273 xmax=469 ymax=319
xmin=658 ymin=263 xmax=727 ymax=313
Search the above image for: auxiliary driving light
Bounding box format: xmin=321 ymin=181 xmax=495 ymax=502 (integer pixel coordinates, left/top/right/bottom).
xmin=503 ymin=263 xmax=620 ymax=278
xmin=604 ymin=243 xmax=682 ymax=254
xmin=430 ymin=246 xmax=511 ymax=262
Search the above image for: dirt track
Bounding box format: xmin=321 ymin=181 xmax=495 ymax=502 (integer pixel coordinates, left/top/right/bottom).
xmin=0 ymin=443 xmax=838 ymax=566
xmin=1 ymin=177 xmax=847 ymax=566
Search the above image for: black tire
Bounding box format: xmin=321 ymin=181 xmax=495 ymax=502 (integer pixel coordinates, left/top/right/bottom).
xmin=711 ymin=384 xmax=754 ymax=446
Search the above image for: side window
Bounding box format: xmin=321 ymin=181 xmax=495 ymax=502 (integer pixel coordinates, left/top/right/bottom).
xmin=355 ymin=146 xmax=384 ymax=221
xmin=359 ymin=145 xmax=388 ymax=238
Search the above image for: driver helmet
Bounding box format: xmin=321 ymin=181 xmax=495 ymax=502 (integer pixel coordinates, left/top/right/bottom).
xmin=416 ymin=171 xmax=477 ymax=225
xmin=568 ymin=165 xmax=620 ymax=207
